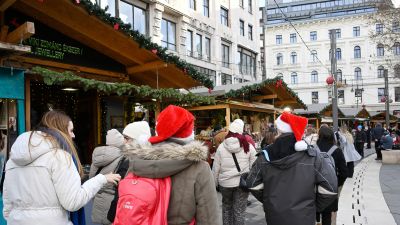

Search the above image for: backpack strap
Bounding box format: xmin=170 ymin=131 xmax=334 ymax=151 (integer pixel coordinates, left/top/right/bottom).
xmin=231 ymin=153 xmax=241 ymax=172
xmin=262 ymin=150 xmax=270 ymax=162
xmin=327 ymin=146 xmax=337 ymax=156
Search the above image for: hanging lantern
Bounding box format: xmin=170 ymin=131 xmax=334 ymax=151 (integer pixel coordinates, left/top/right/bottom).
xmin=326 ymin=76 xmax=334 ymax=85
xmin=380 ymin=96 xmax=386 ymax=102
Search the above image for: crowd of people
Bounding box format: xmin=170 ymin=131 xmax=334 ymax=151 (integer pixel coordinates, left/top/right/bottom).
xmin=1 ymin=105 xmax=398 ymax=225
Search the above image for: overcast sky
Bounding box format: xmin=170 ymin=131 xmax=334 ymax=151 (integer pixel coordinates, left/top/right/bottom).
xmin=393 ymin=0 xmax=400 ymax=7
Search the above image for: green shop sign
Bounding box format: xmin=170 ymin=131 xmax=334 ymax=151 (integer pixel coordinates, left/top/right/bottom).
xmin=24 ymin=37 xmax=83 ymax=60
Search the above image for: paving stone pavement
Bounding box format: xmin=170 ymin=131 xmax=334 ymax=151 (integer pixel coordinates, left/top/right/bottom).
xmin=216 ymin=193 xmax=266 ymax=225
xmin=380 ymin=164 xmax=400 ymax=225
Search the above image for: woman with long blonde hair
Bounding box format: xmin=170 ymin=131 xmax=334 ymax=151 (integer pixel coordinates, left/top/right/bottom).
xmin=338 ymin=124 xmax=361 ymax=178
xmin=3 ymin=110 xmax=120 ymax=225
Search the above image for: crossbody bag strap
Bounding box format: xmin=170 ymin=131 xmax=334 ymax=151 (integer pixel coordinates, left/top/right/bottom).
xmin=327 ymin=146 xmax=337 ymax=156
xmin=231 ymin=153 xmax=241 ymax=172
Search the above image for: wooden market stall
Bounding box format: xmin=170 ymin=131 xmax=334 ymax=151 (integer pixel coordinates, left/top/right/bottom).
xmin=0 ymin=0 xmax=214 ymax=164
xmin=370 ymin=111 xmax=398 ymax=126
xmin=187 ymin=78 xmax=306 ymax=141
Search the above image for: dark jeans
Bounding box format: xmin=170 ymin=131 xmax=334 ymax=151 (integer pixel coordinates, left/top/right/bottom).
xmin=316 ymin=212 xmax=331 ymax=225
xmin=321 ymin=212 xmax=331 ymax=225
xmin=355 ymin=142 xmax=365 ymax=158
xmin=347 ymin=162 xmax=354 ymax=178
xmin=219 ymin=186 xmax=249 ymax=225
xmin=375 ymin=140 xmax=382 ymax=159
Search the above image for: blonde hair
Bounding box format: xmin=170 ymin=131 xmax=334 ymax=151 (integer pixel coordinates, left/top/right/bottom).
xmin=29 ymin=111 xmax=83 ymax=175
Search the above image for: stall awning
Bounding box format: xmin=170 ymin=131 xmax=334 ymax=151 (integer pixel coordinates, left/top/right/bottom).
xmin=11 ymin=0 xmax=213 ymax=89
xmin=187 ymin=100 xmax=277 ymax=113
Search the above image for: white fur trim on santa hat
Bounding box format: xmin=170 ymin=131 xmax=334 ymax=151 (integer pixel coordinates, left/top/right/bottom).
xmin=294 ymin=140 xmax=308 ymax=151
xmin=229 ymin=119 xmax=244 ymax=134
xmin=123 ymin=121 xmax=151 ymax=141
xmin=169 ymin=131 xmax=195 ymax=144
xmin=275 ymin=115 xmax=292 ymax=133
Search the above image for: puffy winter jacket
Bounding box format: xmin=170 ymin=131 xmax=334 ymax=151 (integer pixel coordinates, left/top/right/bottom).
xmin=212 ymin=137 xmax=257 ymax=188
xmin=3 ymin=131 xmax=107 ymax=225
xmin=123 ymin=140 xmax=222 ymax=225
xmin=89 ymin=146 xmax=123 ymax=224
xmin=245 ymin=133 xmax=337 ymax=225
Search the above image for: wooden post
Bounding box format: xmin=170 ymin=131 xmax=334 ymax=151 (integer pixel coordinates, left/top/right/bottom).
xmin=96 ymin=93 xmax=101 ymax=144
xmin=155 ymin=101 xmax=161 ymax=121
xmin=273 ymin=111 xmax=276 ymax=121
xmin=225 ymin=106 xmax=231 ymax=128
xmin=316 ymin=118 xmax=320 ymax=129
xmin=25 ymin=76 xmax=31 ymax=131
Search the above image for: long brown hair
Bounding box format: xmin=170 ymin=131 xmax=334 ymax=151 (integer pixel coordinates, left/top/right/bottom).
xmin=29 ymin=110 xmax=82 ymax=175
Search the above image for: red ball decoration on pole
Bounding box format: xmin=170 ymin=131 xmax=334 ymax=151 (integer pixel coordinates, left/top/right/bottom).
xmin=381 ymin=96 xmax=386 ymax=102
xmin=326 ymin=76 xmax=334 ymax=85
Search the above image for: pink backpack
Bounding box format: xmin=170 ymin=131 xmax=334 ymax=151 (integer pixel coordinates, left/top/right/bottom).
xmin=113 ymin=173 xmax=171 ymax=225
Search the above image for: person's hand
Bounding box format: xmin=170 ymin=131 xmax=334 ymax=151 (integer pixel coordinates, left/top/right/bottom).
xmin=104 ymin=173 xmax=121 ymax=185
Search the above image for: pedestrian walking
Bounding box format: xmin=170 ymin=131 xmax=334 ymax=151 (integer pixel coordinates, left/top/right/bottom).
xmin=304 ymin=126 xmax=318 ymax=146
xmin=354 ymin=125 xmax=367 ymax=158
xmin=123 ymin=105 xmax=222 ymax=225
xmin=89 ymin=129 xmax=126 ymax=225
xmin=371 ymin=123 xmax=385 ymax=160
xmin=2 ymin=110 xmax=121 ymax=225
xmin=260 ymin=127 xmax=277 ymax=149
xmin=337 ymin=125 xmax=361 ymax=178
xmin=213 ymin=119 xmax=257 ymax=225
xmin=316 ymin=126 xmax=348 ymax=225
xmin=244 ymin=112 xmax=338 ymax=225
xmin=365 ymin=124 xmax=371 ymax=149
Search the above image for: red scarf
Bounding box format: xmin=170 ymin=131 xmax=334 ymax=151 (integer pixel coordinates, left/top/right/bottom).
xmin=225 ymin=131 xmax=250 ymax=153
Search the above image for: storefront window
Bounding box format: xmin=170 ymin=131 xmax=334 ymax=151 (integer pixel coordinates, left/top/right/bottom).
xmin=0 ymin=99 xmax=18 ymax=182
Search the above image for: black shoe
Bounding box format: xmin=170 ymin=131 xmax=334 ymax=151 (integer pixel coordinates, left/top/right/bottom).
xmin=375 ymin=158 xmax=382 ymax=160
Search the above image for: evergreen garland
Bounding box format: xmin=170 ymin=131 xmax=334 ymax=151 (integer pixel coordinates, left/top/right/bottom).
xmin=224 ymin=77 xmax=307 ymax=109
xmin=31 ymin=67 xmax=215 ymax=106
xmin=74 ymin=0 xmax=214 ymax=89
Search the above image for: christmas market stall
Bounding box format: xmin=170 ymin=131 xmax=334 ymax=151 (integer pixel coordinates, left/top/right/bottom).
xmin=0 ymin=0 xmax=214 ymax=165
xmin=188 ymin=78 xmax=306 ymax=144
xmin=369 ymin=111 xmax=398 ymax=128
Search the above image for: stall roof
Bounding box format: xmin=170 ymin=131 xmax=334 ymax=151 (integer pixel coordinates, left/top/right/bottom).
xmin=187 ymin=100 xmax=277 ymax=114
xmin=12 ymin=0 xmax=213 ymax=89
xmin=369 ymin=111 xmax=398 ymax=123
xmin=294 ymin=103 xmax=329 ymax=115
xmin=191 ymin=77 xmax=306 ymax=109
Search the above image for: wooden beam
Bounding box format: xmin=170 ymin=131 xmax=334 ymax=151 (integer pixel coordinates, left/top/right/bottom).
xmin=0 ymin=0 xmax=16 ymax=11
xmin=0 ymin=25 xmax=8 ymax=41
xmin=251 ymin=94 xmax=278 ymax=101
xmin=127 ymin=61 xmax=167 ymax=74
xmin=11 ymin=56 xmax=127 ymax=79
xmin=186 ymin=104 xmax=229 ymax=111
xmin=275 ymin=100 xmax=298 ymax=105
xmin=6 ymin=21 xmax=35 ymax=44
xmin=226 ymin=107 xmax=231 ymax=127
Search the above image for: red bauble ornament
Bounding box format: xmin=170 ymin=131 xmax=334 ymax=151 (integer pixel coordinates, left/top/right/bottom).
xmin=151 ymin=49 xmax=158 ymax=54
xmin=183 ymin=68 xmax=187 ymax=74
xmin=75 ymin=0 xmax=80 ymax=3
xmin=381 ymin=96 xmax=386 ymax=102
xmin=113 ymin=23 xmax=119 ymax=30
xmin=326 ymin=76 xmax=334 ymax=85
xmin=208 ymin=88 xmax=212 ymax=94
xmin=275 ymin=79 xmax=283 ymax=88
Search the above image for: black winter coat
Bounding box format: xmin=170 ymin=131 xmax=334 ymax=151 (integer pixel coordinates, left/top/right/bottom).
xmin=244 ymin=134 xmax=338 ymax=225
xmin=355 ymin=130 xmax=367 ymax=143
xmin=371 ymin=125 xmax=385 ymax=140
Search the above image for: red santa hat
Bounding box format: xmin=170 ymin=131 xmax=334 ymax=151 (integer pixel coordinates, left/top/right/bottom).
xmin=275 ymin=112 xmax=308 ymax=151
xmin=149 ymin=105 xmax=195 ymax=144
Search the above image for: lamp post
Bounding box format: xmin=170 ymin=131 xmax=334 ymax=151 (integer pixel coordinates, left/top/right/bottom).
xmin=329 ymin=29 xmax=338 ymax=132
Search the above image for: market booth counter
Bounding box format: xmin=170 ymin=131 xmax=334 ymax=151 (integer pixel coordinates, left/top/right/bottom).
xmin=188 ymin=78 xmax=306 ymax=144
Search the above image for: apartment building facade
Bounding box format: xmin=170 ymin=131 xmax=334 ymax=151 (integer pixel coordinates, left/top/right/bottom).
xmin=91 ymin=0 xmax=262 ymax=86
xmin=263 ymin=0 xmax=400 ymax=113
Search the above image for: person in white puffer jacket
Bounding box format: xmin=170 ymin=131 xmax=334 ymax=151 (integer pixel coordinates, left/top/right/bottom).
xmin=3 ymin=110 xmax=121 ymax=225
xmin=212 ymin=119 xmax=257 ymax=225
